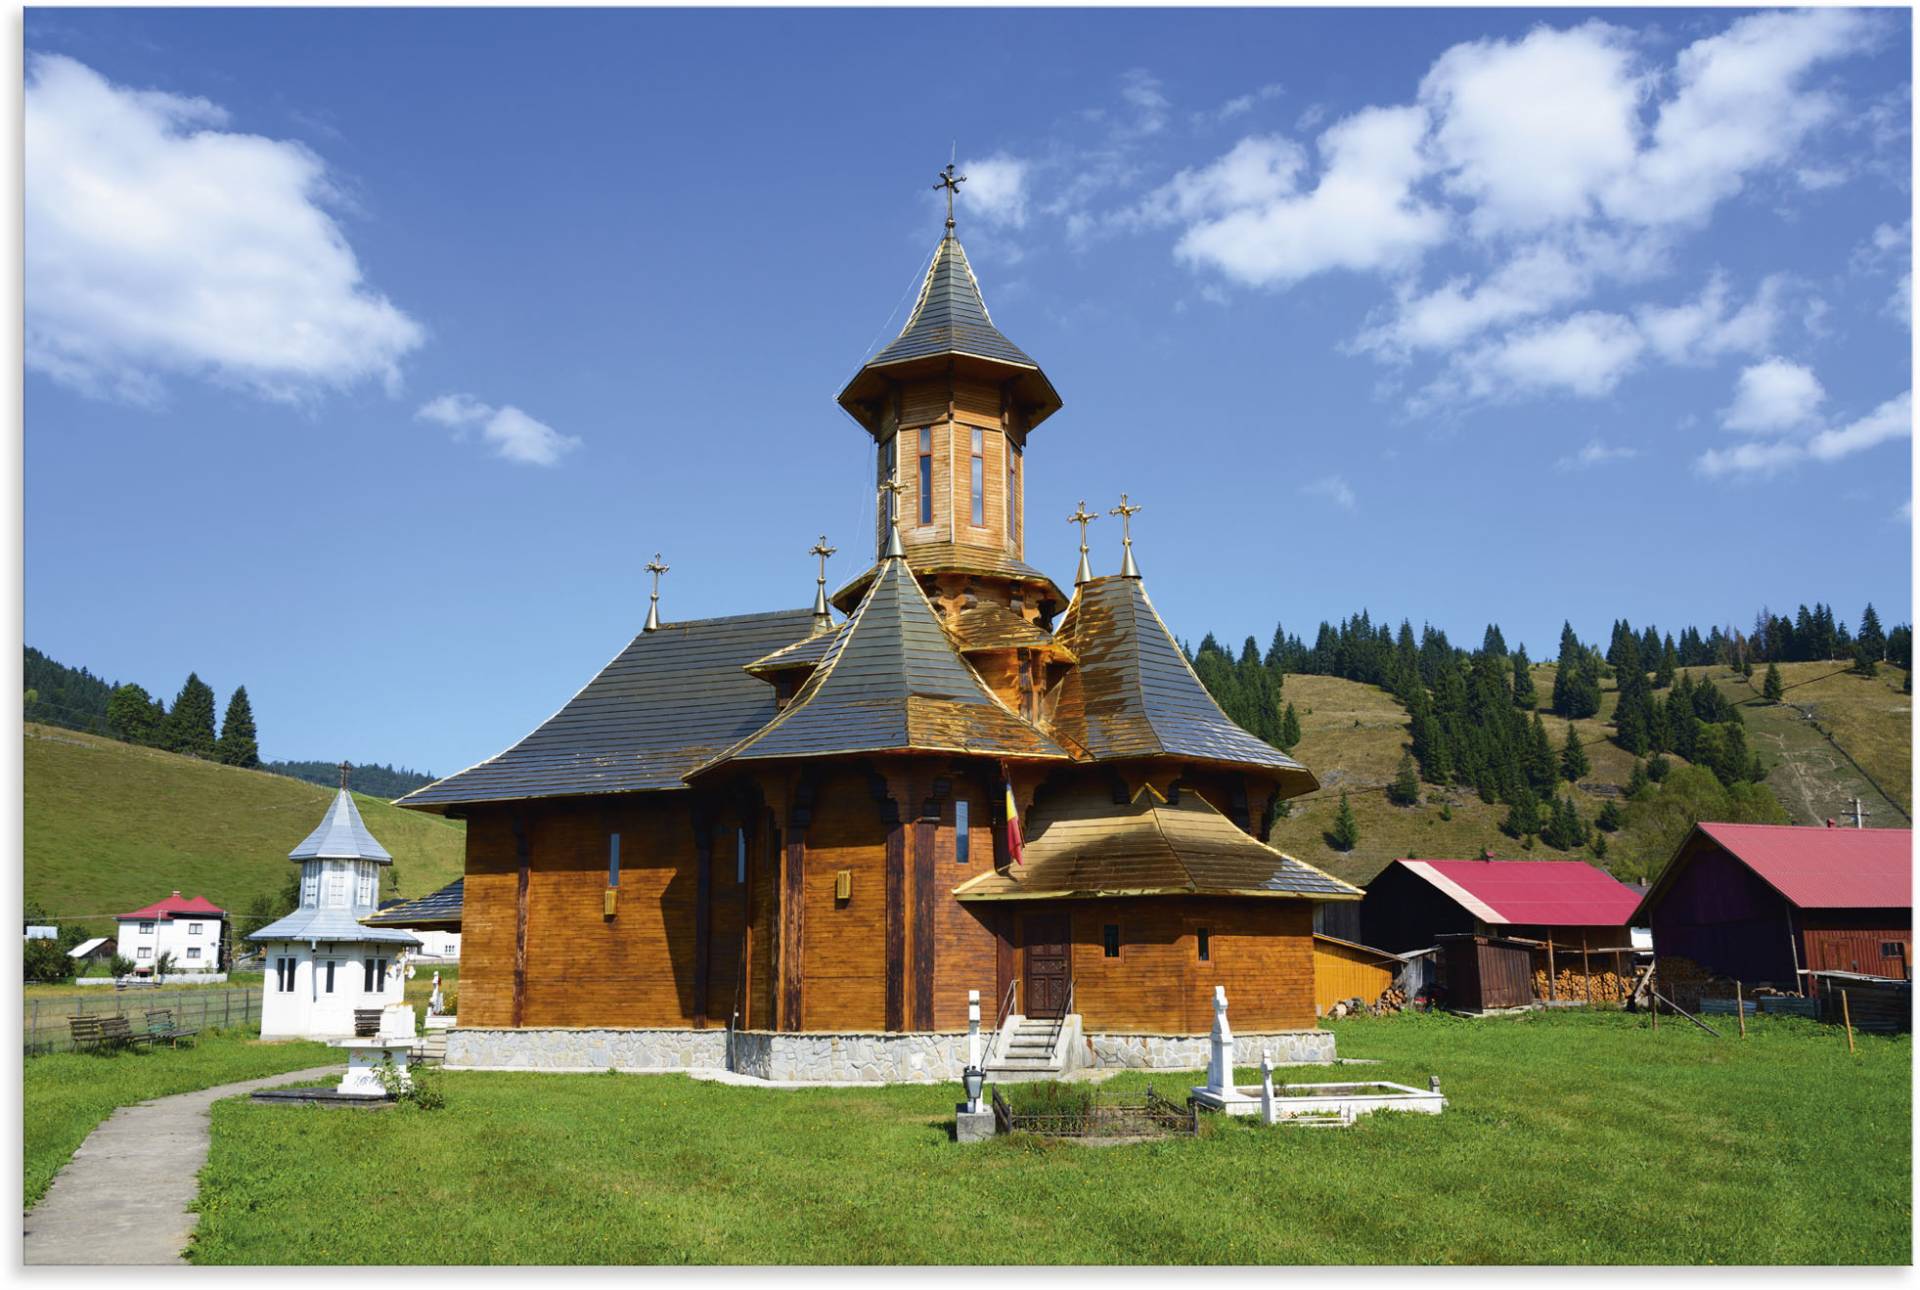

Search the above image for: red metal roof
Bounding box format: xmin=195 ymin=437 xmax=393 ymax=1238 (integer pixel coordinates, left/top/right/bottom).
xmin=1693 ymin=822 xmax=1912 ymax=910
xmin=1396 ymin=859 xmax=1642 ymax=928
xmin=118 ymin=891 xmax=225 ymax=921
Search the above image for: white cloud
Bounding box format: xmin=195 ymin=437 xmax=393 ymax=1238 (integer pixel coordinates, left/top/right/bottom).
xmin=1636 ymin=273 xmax=1784 ymax=365
xmin=1354 ymin=242 xmax=1590 ymax=357
xmin=1807 ymin=390 xmax=1912 ymax=462
xmin=1134 ymin=135 xmax=1304 ymax=227
xmin=1452 ymin=311 xmax=1645 ymax=401
xmin=1213 ymin=83 xmax=1285 ymax=122
xmin=1603 ymin=9 xmax=1876 ymax=227
xmin=1695 ymin=438 xmax=1809 ymax=479
xmin=1168 ymin=106 xmax=1447 ymax=288
xmin=1420 ymin=21 xmax=1643 ymax=235
xmin=1555 ymin=438 xmax=1639 ymax=471
xmin=1118 ymin=69 xmax=1170 ymax=136
xmin=417 ymin=394 xmax=580 ymax=467
xmin=1721 ymin=358 xmax=1825 ymax=434
xmin=958 ymin=154 xmax=1030 ymax=230
xmin=1300 ymin=475 xmax=1357 ymax=510
xmin=25 ymin=54 xmax=423 ymax=404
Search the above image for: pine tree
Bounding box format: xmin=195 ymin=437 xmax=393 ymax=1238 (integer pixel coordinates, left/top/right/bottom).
xmin=163 ymin=673 xmax=218 ymax=758
xmin=1655 ymin=637 xmax=1677 ymax=689
xmin=1388 ymin=752 xmax=1420 ymax=806
xmin=1626 ymin=760 xmax=1651 ymax=799
xmin=1596 ymin=798 xmax=1625 ymax=832
xmin=217 ymin=685 xmax=260 ymax=767
xmin=1852 ymin=641 xmax=1880 ymax=678
xmin=1328 ymin=792 xmax=1360 ymax=852
xmin=1278 ymin=702 xmax=1302 ymax=752
xmin=1560 ymin=723 xmax=1590 ymax=782
xmin=1647 ymin=753 xmax=1671 ymax=783
xmin=1527 ymin=712 xmax=1556 ymax=791
xmin=1551 ymin=623 xmax=1601 ymax=718
xmin=1502 ymin=788 xmax=1541 ymax=839
xmin=1762 ymin=662 xmax=1784 ymax=703
xmin=1858 ymin=603 xmax=1886 ymax=660
xmin=1510 ymin=646 xmax=1536 ymax=709
xmin=1592 ymin=832 xmax=1608 ymax=860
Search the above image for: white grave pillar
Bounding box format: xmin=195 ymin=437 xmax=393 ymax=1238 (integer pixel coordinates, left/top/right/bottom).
xmin=1259 ymin=1050 xmax=1277 ymax=1125
xmin=1205 ymin=985 xmax=1233 ymax=1096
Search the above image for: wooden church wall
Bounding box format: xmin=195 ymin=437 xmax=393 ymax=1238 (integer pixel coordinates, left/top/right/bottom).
xmin=797 ymin=771 xmax=888 ymax=1031
xmin=455 ymin=809 xmax=518 ymax=1028
xmin=932 ymin=786 xmax=1000 ymax=1030
xmin=1066 ymin=897 xmax=1316 ymax=1033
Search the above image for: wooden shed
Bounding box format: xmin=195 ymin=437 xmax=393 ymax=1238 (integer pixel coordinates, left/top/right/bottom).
xmin=1311 ymin=933 xmax=1402 ymax=1013
xmin=1634 ymin=822 xmax=1912 ymax=989
xmin=1437 ymin=933 xmax=1536 ymax=1012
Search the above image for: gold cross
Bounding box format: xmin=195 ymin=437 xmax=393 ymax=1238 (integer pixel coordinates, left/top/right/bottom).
xmin=1109 ymin=493 xmax=1142 ymax=545
xmin=879 ymin=475 xmax=907 ymax=522
xmin=809 ymin=534 xmax=837 ymax=583
xmin=645 ymin=553 xmax=669 ymax=597
xmin=934 ymin=163 xmax=967 ymax=230
xmin=1067 ymin=501 xmax=1098 ymax=551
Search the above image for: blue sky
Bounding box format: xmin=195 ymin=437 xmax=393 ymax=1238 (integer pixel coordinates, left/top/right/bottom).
xmin=25 ymin=6 xmax=1914 ymax=776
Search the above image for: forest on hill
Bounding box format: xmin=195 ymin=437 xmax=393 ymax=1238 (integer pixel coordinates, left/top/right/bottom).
xmin=23 ymin=646 xmax=434 ymax=799
xmin=1187 ymin=601 xmax=1911 ymax=884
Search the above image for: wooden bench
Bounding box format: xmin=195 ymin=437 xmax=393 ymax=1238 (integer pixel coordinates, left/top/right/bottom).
xmin=353 ymin=1009 xmax=384 ymax=1038
xmin=69 ymin=1014 xmax=153 ymax=1052
xmin=67 ymin=1014 xmax=108 ymax=1052
xmin=144 ymin=1008 xmax=199 ymax=1048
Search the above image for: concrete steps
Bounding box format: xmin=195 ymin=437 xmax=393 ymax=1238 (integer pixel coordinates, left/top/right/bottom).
xmin=412 ymin=1030 xmax=448 ymax=1065
xmin=984 ymin=1015 xmax=1080 ymax=1081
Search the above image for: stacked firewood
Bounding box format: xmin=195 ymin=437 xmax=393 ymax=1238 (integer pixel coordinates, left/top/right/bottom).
xmin=1531 ymin=967 xmax=1630 ymax=1003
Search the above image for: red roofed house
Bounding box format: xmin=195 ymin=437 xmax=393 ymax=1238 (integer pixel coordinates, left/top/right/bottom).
xmin=1360 ymin=858 xmax=1644 ymax=955
xmin=116 ymin=891 xmax=225 ymax=975
xmin=1634 ymin=823 xmax=1913 ymax=985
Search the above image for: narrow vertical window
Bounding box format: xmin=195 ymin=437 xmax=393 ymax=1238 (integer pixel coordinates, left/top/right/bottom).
xmin=1197 ymin=928 xmax=1211 ymax=962
xmin=736 ymin=828 xmax=747 ymax=884
xmin=954 ymin=800 xmax=970 ymax=864
xmin=323 ymin=960 xmax=337 ymax=994
xmin=608 ymin=833 xmax=621 ymax=887
xmin=363 ymin=958 xmax=376 ymax=992
xmin=881 ymin=438 xmax=897 ymax=527
xmin=375 ymin=959 xmax=388 ymax=992
xmin=1103 ymin=925 xmax=1121 ymax=959
xmin=970 ymin=428 xmax=985 ymax=526
xmin=1008 ymin=439 xmax=1021 ymax=547
xmin=918 ymin=428 xmax=933 ymax=524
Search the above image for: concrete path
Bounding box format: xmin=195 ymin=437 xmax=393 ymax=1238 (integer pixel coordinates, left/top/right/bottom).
xmin=24 ymin=1065 xmax=341 ymax=1265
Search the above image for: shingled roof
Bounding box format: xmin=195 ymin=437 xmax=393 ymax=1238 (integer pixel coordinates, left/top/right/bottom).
xmin=397 ymin=609 xmax=815 ymax=814
xmin=364 ymin=877 xmax=464 ymax=930
xmin=1049 ymin=575 xmax=1318 ymax=795
xmin=837 ymin=233 xmax=1062 ymax=434
xmin=697 ymin=557 xmax=1068 ymax=771
xmin=954 ymin=782 xmax=1358 ymax=902
xmin=289 ymin=789 xmax=393 ymax=864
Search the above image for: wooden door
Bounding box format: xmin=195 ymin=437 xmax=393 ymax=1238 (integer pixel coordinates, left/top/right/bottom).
xmin=1023 ymin=913 xmax=1070 ymax=1019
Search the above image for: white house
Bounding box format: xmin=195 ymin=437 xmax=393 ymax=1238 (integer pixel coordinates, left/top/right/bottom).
xmin=250 ymin=787 xmax=420 ymax=1040
xmin=116 ymin=893 xmax=225 ymax=973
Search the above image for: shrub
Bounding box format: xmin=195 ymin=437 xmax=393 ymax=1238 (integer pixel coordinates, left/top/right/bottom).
xmin=375 ymin=1056 xmax=446 ymax=1111
xmin=1002 ymin=1080 xmax=1093 ymax=1128
xmin=108 ymin=954 xmax=134 ymax=979
xmin=24 ymin=939 xmax=73 ymax=984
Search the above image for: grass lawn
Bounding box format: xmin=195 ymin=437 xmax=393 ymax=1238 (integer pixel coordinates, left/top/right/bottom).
xmin=24 ymin=1031 xmax=335 ymax=1210
xmin=191 ymin=1010 xmax=1908 ymax=1264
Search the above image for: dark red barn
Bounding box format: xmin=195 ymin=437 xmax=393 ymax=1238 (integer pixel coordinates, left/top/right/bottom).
xmin=1360 ymin=858 xmax=1643 ymax=954
xmin=1634 ymin=822 xmax=1913 ymax=984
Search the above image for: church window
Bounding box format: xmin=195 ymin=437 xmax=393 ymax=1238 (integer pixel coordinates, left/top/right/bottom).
xmin=364 ymin=957 xmax=388 ymax=993
xmin=918 ymin=428 xmax=933 ymax=524
xmin=954 ymin=800 xmax=970 ymax=863
xmin=736 ymin=828 xmax=747 ymax=883
xmin=970 ymin=428 xmax=984 ymax=526
xmin=324 ymin=863 xmax=348 ymax=908
xmin=608 ymin=833 xmax=621 ymax=887
xmin=322 ymin=959 xmax=337 ymax=994
xmin=1007 ymin=439 xmax=1021 ymax=546
xmin=1103 ymin=925 xmax=1121 ymax=958
xmin=275 ymin=957 xmax=295 ymax=992
xmin=1197 ymin=928 xmax=1211 ymax=962
xmin=357 ymin=868 xmax=374 ymax=906
xmin=302 ymin=866 xmax=319 ymax=907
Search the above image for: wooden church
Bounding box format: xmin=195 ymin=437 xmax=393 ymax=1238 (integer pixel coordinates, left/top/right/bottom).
xmin=399 ymin=175 xmax=1359 ymax=1076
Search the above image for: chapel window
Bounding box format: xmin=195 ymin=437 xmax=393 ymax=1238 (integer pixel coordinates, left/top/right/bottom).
xmin=918 ymin=428 xmax=933 ymax=524
xmin=302 ymin=865 xmax=319 ymax=907
xmin=970 ymin=428 xmax=985 ymax=526
xmin=1007 ymin=438 xmax=1021 ymax=546
xmin=1197 ymin=928 xmax=1211 ymax=962
xmin=608 ymin=833 xmax=621 ymax=888
xmin=954 ymin=800 xmax=970 ymax=864
xmin=736 ymin=828 xmax=747 ymax=884
xmin=276 ymin=957 xmax=295 ymax=992
xmin=1103 ymin=925 xmax=1121 ymax=959
xmin=322 ymin=959 xmax=337 ymax=994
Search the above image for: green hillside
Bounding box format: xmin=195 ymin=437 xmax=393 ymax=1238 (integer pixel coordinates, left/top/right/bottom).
xmin=1268 ymin=661 xmax=1910 ymax=888
xmin=24 ymin=723 xmax=465 ymax=938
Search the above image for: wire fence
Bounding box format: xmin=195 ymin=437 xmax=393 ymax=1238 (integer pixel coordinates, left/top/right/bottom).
xmin=24 ymin=987 xmax=261 ymax=1056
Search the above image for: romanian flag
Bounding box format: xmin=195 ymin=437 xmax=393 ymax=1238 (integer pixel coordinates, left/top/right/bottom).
xmin=1003 ymin=770 xmax=1025 ymax=865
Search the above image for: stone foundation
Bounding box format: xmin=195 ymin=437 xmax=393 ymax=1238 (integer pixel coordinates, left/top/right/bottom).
xmin=1084 ymin=1029 xmax=1336 ymax=1070
xmin=446 ymin=1025 xmax=1335 ymax=1080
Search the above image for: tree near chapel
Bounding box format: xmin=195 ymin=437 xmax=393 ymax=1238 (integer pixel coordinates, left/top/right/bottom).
xmin=1387 ymin=752 xmax=1421 ymax=806
xmin=1560 ymin=723 xmax=1590 ymax=782
xmin=1328 ymin=792 xmax=1360 ymax=851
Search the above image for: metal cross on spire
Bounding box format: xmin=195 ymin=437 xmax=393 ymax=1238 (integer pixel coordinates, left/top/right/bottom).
xmin=934 ymin=163 xmax=967 ymax=232
xmin=1067 ymin=500 xmax=1099 ymax=586
xmin=809 ymin=534 xmax=838 ymax=623
xmin=643 ymin=552 xmax=670 ymax=633
xmin=338 ymin=760 xmax=352 ymax=791
xmin=1109 ymin=493 xmax=1142 ymax=578
xmin=878 ymin=476 xmax=907 ymax=559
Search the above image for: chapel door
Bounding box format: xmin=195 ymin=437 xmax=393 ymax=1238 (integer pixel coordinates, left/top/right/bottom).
xmin=1023 ymin=913 xmax=1071 ymax=1019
